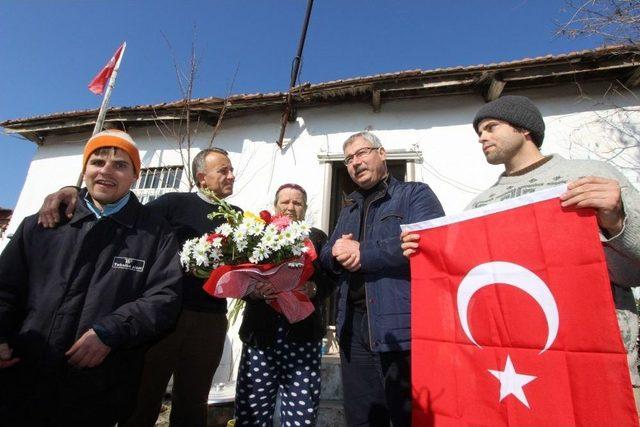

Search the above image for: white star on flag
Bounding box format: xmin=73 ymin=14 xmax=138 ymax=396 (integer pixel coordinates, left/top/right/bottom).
xmin=489 ymin=355 xmax=537 ymax=408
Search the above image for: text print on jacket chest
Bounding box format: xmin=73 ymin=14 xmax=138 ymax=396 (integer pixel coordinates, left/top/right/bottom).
xmin=112 ymin=256 xmax=146 ymax=272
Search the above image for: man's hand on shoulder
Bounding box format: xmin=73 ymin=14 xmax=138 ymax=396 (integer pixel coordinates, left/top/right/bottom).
xmin=38 ymin=186 xmax=80 ymax=228
xmin=332 ymin=233 xmax=361 ymax=272
xmin=561 ymin=176 xmax=624 ymax=236
xmin=65 ymin=329 xmax=111 ymax=368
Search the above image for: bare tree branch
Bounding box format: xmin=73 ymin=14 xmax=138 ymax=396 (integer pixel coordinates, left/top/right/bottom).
xmin=161 ymin=31 xmax=187 ymax=97
xmin=557 ymin=0 xmax=640 ymax=46
xmin=154 ymin=28 xmax=200 ymax=190
xmin=564 ymin=80 xmax=640 ymax=176
xmin=152 ymin=27 xmax=241 ymax=189
xmin=208 ymin=62 xmax=240 ymax=148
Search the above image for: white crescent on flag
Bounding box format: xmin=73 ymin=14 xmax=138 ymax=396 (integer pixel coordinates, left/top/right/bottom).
xmin=457 ymin=261 xmax=559 ymax=354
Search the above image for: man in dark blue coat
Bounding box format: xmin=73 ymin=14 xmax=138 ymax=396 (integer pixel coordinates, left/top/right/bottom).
xmin=0 ymin=130 xmax=183 ymax=426
xmin=320 ymin=131 xmax=444 ymax=426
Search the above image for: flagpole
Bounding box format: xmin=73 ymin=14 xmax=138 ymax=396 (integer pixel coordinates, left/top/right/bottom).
xmin=77 ymin=42 xmax=127 ymax=186
xmin=92 ymin=41 xmax=127 ymax=136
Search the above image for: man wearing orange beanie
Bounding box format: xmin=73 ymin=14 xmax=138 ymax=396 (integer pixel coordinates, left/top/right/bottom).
xmin=37 ymin=136 xmax=239 ymax=426
xmin=83 ymin=128 xmax=141 ymax=175
xmin=80 ymin=129 xmax=141 ymax=213
xmin=0 ymin=129 xmax=183 ymax=426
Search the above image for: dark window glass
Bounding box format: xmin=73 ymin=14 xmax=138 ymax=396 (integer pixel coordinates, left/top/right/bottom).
xmin=150 ymin=169 xmax=160 ymax=188
xmin=173 ymin=168 xmax=182 ymax=188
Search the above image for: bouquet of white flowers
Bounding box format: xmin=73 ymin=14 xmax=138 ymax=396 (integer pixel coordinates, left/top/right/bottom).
xmin=179 ymin=191 xmax=316 ymax=323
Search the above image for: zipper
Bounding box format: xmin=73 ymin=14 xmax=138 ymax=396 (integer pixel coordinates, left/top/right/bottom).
xmin=44 ymin=220 xmax=96 ymax=361
xmin=361 ymin=189 xmax=386 ymax=351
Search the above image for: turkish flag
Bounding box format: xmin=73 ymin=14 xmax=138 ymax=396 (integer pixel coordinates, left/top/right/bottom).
xmin=88 ymin=43 xmax=125 ymax=95
xmin=405 ymin=186 xmax=638 ymax=426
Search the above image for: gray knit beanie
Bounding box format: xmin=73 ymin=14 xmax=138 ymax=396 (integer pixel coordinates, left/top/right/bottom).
xmin=473 ymin=95 xmax=545 ymax=147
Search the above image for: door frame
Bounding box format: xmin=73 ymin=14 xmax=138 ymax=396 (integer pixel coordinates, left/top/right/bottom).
xmin=316 ymin=149 xmax=423 ymax=233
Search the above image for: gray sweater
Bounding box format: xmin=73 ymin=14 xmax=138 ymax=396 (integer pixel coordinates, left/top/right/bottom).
xmin=468 ymin=154 xmax=640 ymax=385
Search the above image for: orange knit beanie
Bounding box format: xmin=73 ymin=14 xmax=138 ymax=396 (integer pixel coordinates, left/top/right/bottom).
xmin=82 ymin=129 xmax=141 ymax=175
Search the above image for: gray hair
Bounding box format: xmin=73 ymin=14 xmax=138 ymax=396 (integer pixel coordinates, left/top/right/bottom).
xmin=274 ymin=183 xmax=308 ymax=208
xmin=342 ymin=131 xmax=383 ymax=152
xmin=191 ymin=148 xmax=229 ymax=188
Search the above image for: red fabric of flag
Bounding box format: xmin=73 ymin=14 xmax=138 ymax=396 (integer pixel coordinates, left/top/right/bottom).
xmin=88 ymin=43 xmax=124 ymax=95
xmin=408 ymin=191 xmax=637 ymax=426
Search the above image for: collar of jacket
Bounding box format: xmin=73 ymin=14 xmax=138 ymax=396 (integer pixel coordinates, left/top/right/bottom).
xmin=345 ymin=174 xmax=395 ymax=210
xmin=70 ymin=188 xmax=141 ymax=229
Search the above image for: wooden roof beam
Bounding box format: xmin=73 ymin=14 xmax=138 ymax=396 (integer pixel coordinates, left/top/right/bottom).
xmin=625 ymin=65 xmax=640 ymax=87
xmin=483 ymin=77 xmax=506 ymax=102
xmin=500 ymin=60 xmax=637 ymax=82
xmin=371 ymin=89 xmax=381 ymax=112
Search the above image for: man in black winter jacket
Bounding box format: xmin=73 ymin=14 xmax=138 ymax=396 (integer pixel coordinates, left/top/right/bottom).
xmin=36 ymin=146 xmax=239 ymax=427
xmin=0 ymin=129 xmax=183 ymax=426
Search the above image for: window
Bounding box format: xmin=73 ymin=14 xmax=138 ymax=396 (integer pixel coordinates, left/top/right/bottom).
xmin=132 ymin=166 xmax=183 ymax=204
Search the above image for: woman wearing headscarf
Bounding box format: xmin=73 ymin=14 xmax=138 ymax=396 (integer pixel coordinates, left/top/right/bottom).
xmin=234 ymin=183 xmax=336 ymax=426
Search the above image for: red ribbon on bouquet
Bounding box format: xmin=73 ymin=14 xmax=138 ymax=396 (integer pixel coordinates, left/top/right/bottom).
xmin=202 ymin=240 xmax=317 ymax=323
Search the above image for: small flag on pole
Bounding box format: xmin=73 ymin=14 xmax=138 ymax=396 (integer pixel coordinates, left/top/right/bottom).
xmin=88 ymin=43 xmax=125 ymax=95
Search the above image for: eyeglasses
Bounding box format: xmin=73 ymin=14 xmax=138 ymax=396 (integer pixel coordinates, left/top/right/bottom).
xmin=344 ymin=146 xmax=380 ymax=166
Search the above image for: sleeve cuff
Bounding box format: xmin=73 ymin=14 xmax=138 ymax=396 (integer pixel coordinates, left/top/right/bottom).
xmin=600 ymin=215 xmax=627 ymax=242
xmin=92 ymin=323 xmax=117 ymax=348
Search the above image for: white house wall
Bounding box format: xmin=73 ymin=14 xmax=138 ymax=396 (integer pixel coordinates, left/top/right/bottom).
xmin=2 ymin=81 xmax=640 ymax=383
xmin=5 ymin=82 xmax=640 ymax=246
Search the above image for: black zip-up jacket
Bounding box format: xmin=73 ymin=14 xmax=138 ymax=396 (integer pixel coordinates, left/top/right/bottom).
xmin=239 ymin=228 xmax=337 ymax=347
xmin=147 ymin=191 xmax=242 ymax=312
xmin=0 ymin=190 xmax=182 ymax=424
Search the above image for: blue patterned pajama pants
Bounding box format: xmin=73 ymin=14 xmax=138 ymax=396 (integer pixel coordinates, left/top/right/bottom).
xmin=234 ymin=326 xmax=322 ymax=426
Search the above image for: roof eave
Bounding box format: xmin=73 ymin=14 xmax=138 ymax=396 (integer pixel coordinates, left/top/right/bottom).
xmin=4 ymin=45 xmax=640 ymax=143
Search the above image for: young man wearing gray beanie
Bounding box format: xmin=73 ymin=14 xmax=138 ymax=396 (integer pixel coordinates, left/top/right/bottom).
xmin=474 ymin=95 xmax=640 ymax=410
xmin=404 ymin=94 xmax=640 ymax=410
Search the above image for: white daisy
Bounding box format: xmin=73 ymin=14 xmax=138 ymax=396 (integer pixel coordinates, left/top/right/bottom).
xmin=215 ymin=223 xmax=233 ymax=237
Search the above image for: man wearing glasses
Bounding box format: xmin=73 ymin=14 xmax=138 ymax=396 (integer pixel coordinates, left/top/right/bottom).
xmin=320 ymin=131 xmax=444 ymax=426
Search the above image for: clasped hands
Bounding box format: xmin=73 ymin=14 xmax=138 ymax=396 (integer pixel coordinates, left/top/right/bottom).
xmin=331 ymin=233 xmax=361 ymax=272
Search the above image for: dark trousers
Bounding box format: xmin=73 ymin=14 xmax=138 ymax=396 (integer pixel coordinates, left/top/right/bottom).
xmin=340 ymin=309 xmax=412 ymax=427
xmin=0 ymin=361 xmax=137 ymax=427
xmin=123 ymin=310 xmax=228 ymax=427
